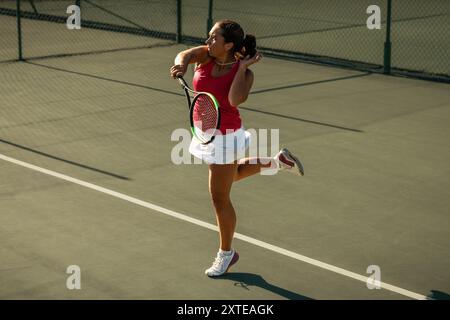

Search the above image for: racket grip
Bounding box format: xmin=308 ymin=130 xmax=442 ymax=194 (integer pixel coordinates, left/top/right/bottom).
xmin=177 ymin=76 xmax=187 ymax=87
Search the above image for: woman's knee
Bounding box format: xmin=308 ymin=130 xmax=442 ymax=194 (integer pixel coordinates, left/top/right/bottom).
xmin=210 ymin=191 xmax=231 ymax=208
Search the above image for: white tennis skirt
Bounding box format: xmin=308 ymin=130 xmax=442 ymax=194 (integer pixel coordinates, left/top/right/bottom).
xmin=189 ymin=127 xmax=251 ymax=164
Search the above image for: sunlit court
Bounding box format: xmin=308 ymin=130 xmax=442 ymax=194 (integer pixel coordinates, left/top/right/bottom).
xmin=0 ymin=0 xmax=449 ymax=301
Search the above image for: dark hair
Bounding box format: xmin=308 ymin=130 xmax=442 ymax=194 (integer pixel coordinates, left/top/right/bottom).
xmin=217 ymin=20 xmax=257 ymax=59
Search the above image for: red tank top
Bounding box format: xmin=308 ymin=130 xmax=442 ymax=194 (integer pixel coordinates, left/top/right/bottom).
xmin=193 ymin=59 xmax=242 ymax=134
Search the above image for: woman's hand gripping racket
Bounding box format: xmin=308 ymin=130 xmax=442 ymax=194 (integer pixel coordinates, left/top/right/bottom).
xmin=176 ymin=76 xmax=221 ymax=144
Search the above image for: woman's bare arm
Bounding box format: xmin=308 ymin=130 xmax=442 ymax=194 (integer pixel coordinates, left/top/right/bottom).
xmin=170 ymin=46 xmax=210 ymax=78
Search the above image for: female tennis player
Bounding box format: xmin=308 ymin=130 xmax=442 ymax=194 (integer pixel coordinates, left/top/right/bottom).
xmin=170 ymin=20 xmax=304 ymax=277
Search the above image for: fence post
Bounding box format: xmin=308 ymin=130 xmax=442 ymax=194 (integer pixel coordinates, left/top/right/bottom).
xmin=76 ymin=0 xmax=81 ymax=26
xmin=16 ymin=0 xmax=23 ymax=61
xmin=176 ymin=0 xmax=182 ymax=43
xmin=384 ymin=0 xmax=392 ymax=74
xmin=207 ymin=0 xmax=213 ymax=36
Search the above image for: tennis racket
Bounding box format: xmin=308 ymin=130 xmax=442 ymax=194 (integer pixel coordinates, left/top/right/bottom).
xmin=176 ymin=76 xmax=220 ymax=144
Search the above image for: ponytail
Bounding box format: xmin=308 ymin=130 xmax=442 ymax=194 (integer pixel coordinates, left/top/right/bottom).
xmin=217 ymin=20 xmax=257 ymax=60
xmin=241 ymin=34 xmax=257 ymax=59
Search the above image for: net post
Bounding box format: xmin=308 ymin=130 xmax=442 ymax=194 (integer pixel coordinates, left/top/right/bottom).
xmin=383 ymin=0 xmax=392 ymax=74
xmin=16 ymin=0 xmax=23 ymax=61
xmin=207 ymin=0 xmax=213 ymax=36
xmin=176 ymin=0 xmax=182 ymax=43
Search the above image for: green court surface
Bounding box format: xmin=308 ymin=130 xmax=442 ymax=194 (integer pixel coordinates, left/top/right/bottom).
xmin=0 ymin=43 xmax=449 ymax=300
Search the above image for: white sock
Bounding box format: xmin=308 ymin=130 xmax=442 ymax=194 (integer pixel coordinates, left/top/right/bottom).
xmin=219 ymin=249 xmax=233 ymax=256
xmin=272 ymin=156 xmax=281 ymax=169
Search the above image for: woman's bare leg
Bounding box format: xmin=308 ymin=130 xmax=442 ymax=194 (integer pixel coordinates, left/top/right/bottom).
xmin=209 ymin=162 xmax=239 ymax=251
xmin=234 ymin=157 xmax=276 ymax=182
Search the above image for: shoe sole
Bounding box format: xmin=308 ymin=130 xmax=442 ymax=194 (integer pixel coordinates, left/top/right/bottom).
xmin=282 ymin=148 xmax=304 ymax=176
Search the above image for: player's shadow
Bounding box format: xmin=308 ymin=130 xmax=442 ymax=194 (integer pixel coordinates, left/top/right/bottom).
xmin=427 ymin=290 xmax=450 ymax=300
xmin=213 ymin=272 xmax=313 ymax=300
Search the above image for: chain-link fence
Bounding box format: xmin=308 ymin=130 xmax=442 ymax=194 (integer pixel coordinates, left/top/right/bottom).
xmin=1 ymin=0 xmax=449 ymax=82
xmin=0 ymin=0 xmax=177 ymax=61
xmin=390 ymin=0 xmax=450 ymax=79
xmin=212 ymin=0 xmax=388 ymax=70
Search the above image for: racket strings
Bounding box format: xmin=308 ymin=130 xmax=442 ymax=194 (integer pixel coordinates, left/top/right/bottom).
xmin=193 ymin=95 xmax=218 ymax=139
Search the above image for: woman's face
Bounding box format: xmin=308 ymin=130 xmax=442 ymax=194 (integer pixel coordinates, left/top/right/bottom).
xmin=205 ymin=24 xmax=233 ymax=58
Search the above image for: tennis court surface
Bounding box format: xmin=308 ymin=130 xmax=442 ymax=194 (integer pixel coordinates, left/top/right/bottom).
xmin=1 ymin=42 xmax=449 ymax=300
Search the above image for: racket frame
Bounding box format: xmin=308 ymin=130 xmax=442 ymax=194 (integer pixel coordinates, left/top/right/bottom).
xmin=177 ymin=76 xmax=220 ymax=144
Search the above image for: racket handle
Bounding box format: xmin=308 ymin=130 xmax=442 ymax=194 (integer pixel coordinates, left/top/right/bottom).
xmin=177 ymin=76 xmax=188 ymax=88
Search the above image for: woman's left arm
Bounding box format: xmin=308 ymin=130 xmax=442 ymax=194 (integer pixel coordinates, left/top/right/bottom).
xmin=229 ymin=52 xmax=262 ymax=106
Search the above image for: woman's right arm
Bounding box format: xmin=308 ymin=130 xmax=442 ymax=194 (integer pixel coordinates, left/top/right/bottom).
xmin=170 ymin=45 xmax=210 ymax=78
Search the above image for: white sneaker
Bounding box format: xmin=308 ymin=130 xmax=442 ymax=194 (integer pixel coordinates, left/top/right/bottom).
xmin=274 ymin=148 xmax=304 ymax=176
xmin=205 ymin=249 xmax=239 ymax=277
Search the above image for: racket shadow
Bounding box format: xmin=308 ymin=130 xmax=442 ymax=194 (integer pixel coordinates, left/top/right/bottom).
xmin=211 ymin=272 xmax=313 ymax=300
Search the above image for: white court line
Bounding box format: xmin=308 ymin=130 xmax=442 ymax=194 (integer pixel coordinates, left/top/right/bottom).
xmin=0 ymin=153 xmax=428 ymax=300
